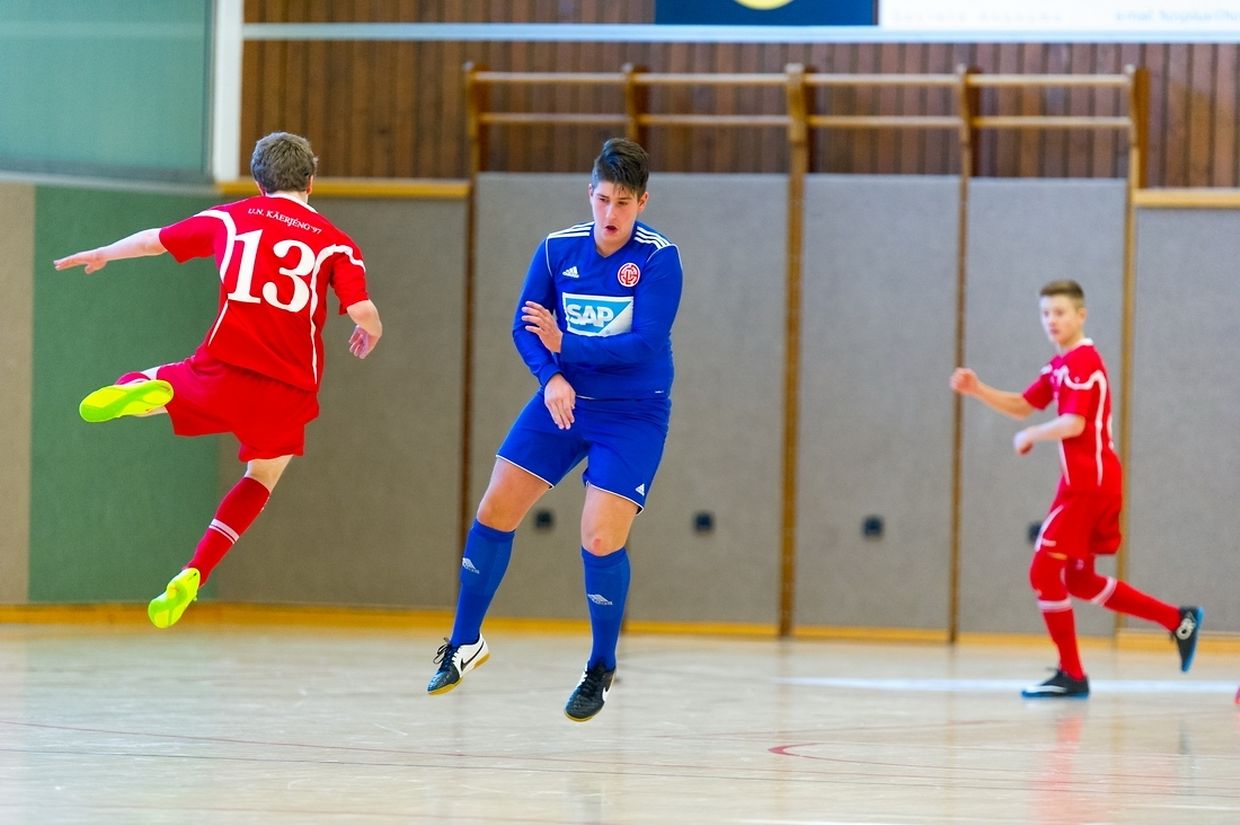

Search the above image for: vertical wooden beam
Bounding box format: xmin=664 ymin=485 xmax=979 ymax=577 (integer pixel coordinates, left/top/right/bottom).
xmin=622 ymin=63 xmax=648 ymax=146
xmin=779 ymin=63 xmax=809 ymax=638
xmin=1115 ymin=64 xmax=1148 ymax=631
xmin=948 ymin=64 xmax=979 ymax=645
xmin=458 ymin=62 xmax=486 ymax=555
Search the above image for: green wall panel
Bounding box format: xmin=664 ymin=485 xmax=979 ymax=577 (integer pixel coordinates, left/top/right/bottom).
xmin=31 ymin=186 xmax=220 ymax=602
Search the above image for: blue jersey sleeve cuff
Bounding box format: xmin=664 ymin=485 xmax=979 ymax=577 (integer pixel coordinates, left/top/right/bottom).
xmin=536 ymin=363 xmax=563 ymax=386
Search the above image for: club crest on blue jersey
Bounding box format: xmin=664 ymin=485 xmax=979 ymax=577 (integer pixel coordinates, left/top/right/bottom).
xmin=617 ymin=262 xmax=641 ymax=287
xmin=562 ymin=292 xmax=634 ymax=337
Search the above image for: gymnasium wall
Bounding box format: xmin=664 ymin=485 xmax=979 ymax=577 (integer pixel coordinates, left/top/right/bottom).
xmin=9 ymin=177 xmax=1239 ymax=637
xmin=1129 ymin=210 xmax=1240 ymax=632
xmin=795 ymin=176 xmax=959 ymax=631
xmin=244 ymin=2 xmax=1240 ymax=188
xmin=468 ymin=174 xmax=788 ymax=624
xmin=0 ymin=2 xmax=212 ymax=181
xmin=211 ymin=196 xmax=468 ymax=608
xmin=0 ymin=182 xmax=34 ymax=604
xmin=959 ymin=180 xmax=1127 ymax=636
xmin=27 ymin=186 xmax=220 ymax=602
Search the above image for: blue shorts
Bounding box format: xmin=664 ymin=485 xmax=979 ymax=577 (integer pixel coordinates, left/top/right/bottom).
xmin=497 ymin=393 xmax=671 ymax=511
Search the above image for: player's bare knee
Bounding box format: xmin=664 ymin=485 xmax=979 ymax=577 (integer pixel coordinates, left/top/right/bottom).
xmin=475 ymin=499 xmax=521 ymax=533
xmin=245 ymin=456 xmax=291 ymax=491
xmin=582 ymin=535 xmax=623 ymax=556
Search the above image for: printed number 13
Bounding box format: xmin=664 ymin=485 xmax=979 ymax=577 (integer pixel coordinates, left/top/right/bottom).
xmin=225 ymin=229 xmax=315 ymax=313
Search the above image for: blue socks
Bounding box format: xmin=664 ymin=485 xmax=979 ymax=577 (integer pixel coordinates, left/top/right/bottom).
xmin=449 ymin=520 xmax=515 ymax=646
xmin=449 ymin=527 xmax=630 ymax=671
xmin=582 ymin=547 xmax=630 ymax=671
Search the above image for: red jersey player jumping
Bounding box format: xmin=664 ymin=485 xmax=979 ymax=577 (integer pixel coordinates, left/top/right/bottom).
xmin=53 ymin=132 xmax=383 ymax=628
xmin=951 ymin=279 xmax=1201 ymax=698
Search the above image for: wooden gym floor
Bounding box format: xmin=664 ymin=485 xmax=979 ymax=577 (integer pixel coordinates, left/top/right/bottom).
xmin=0 ymin=621 xmax=1237 ymax=824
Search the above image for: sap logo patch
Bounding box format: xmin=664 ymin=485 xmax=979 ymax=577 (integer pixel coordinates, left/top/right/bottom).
xmin=562 ymin=292 xmax=633 ymax=337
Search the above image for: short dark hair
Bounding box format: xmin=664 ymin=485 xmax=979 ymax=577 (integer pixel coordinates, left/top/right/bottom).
xmin=251 ymin=132 xmax=318 ymax=194
xmin=1040 ymin=279 xmax=1085 ymax=308
xmin=590 ymin=138 xmax=649 ymax=197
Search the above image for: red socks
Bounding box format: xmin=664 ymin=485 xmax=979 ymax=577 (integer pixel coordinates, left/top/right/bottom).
xmin=187 ymin=476 xmax=271 ymax=584
xmin=1030 ymin=553 xmax=1184 ymax=680
xmin=1029 ymin=552 xmax=1085 ymax=679
xmin=1065 ymin=559 xmax=1181 ymax=631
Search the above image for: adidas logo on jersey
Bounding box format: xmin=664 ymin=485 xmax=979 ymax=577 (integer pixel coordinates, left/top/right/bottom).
xmin=561 ymin=266 xmax=580 ymax=278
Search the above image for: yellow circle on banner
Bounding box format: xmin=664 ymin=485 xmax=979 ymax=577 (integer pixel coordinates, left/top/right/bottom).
xmin=734 ymin=0 xmax=796 ymax=9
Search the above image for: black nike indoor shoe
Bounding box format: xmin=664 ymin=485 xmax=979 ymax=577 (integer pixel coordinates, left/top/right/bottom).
xmin=1172 ymin=606 xmax=1204 ymax=673
xmin=427 ymin=636 xmax=490 ymax=695
xmin=1021 ymin=669 xmax=1090 ymax=699
xmin=564 ymin=662 xmax=615 ymax=722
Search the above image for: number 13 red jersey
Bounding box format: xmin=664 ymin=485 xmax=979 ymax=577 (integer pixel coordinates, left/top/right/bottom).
xmin=159 ymin=194 xmax=370 ymax=391
xmin=1021 ymin=339 xmax=1122 ymax=494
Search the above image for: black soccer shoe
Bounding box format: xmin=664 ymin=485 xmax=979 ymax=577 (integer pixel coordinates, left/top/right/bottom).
xmin=1021 ymin=669 xmax=1090 ymax=699
xmin=1172 ymin=606 xmax=1204 ymax=673
xmin=564 ymin=662 xmax=615 ymax=722
xmin=427 ymin=636 xmax=489 ymax=695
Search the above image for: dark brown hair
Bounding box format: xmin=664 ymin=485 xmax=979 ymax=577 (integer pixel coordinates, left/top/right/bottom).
xmin=251 ymin=132 xmax=318 ymax=194
xmin=590 ymin=138 xmax=650 ymax=197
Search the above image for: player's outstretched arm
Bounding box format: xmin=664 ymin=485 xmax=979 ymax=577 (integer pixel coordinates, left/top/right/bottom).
xmin=950 ymin=367 xmax=1035 ymax=420
xmin=346 ymin=299 xmax=383 ymax=359
xmin=53 ymin=227 xmax=166 ymax=274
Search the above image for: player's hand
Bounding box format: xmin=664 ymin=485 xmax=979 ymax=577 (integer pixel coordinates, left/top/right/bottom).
xmin=543 ymin=374 xmax=576 ymax=430
xmin=349 ymin=325 xmax=379 ymax=359
xmin=521 ymin=301 xmax=563 ymax=354
xmin=53 ymin=249 xmax=108 ymax=274
xmin=949 ymin=367 xmax=979 ymax=396
xmin=1013 ymin=429 xmax=1034 ymax=456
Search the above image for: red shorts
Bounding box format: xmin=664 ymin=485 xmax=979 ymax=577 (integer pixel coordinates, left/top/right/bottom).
xmin=155 ymin=349 xmax=319 ymax=462
xmin=1034 ymin=486 xmax=1122 ymax=559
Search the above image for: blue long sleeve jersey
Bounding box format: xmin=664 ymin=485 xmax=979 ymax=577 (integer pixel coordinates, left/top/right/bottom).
xmin=512 ymin=220 xmax=683 ymax=400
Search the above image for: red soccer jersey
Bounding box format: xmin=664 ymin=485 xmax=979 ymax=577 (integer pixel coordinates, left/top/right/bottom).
xmin=1022 ymin=339 xmax=1122 ymax=493
xmin=159 ymin=194 xmax=369 ymax=391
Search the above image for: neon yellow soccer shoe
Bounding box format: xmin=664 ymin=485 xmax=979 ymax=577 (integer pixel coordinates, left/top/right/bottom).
xmin=148 ymin=568 xmax=200 ymax=629
xmin=79 ymin=379 xmax=173 ymax=423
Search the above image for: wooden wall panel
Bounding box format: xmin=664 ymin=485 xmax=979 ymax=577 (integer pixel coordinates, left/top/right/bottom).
xmin=241 ymin=5 xmax=1240 ymax=186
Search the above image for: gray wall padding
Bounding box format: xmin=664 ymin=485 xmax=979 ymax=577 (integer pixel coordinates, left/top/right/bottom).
xmin=1129 ymin=209 xmax=1240 ymax=632
xmin=960 ymin=180 xmax=1126 ymax=636
xmin=0 ymin=182 xmax=33 ymax=603
xmin=795 ymin=175 xmax=959 ymax=630
xmin=214 ymin=198 xmax=467 ymax=607
xmin=627 ymin=175 xmax=785 ymax=623
xmin=474 ymin=174 xmax=786 ymax=624
xmin=101 ymin=174 xmax=1230 ymax=637
xmin=469 ymin=174 xmax=591 ymax=620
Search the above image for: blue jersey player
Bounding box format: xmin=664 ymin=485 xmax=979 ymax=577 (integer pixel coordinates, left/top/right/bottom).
xmin=427 ymin=138 xmax=683 ymax=722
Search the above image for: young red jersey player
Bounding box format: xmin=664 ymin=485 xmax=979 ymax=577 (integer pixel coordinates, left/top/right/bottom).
xmin=53 ymin=132 xmax=383 ymax=628
xmin=951 ymin=279 xmax=1201 ymax=698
